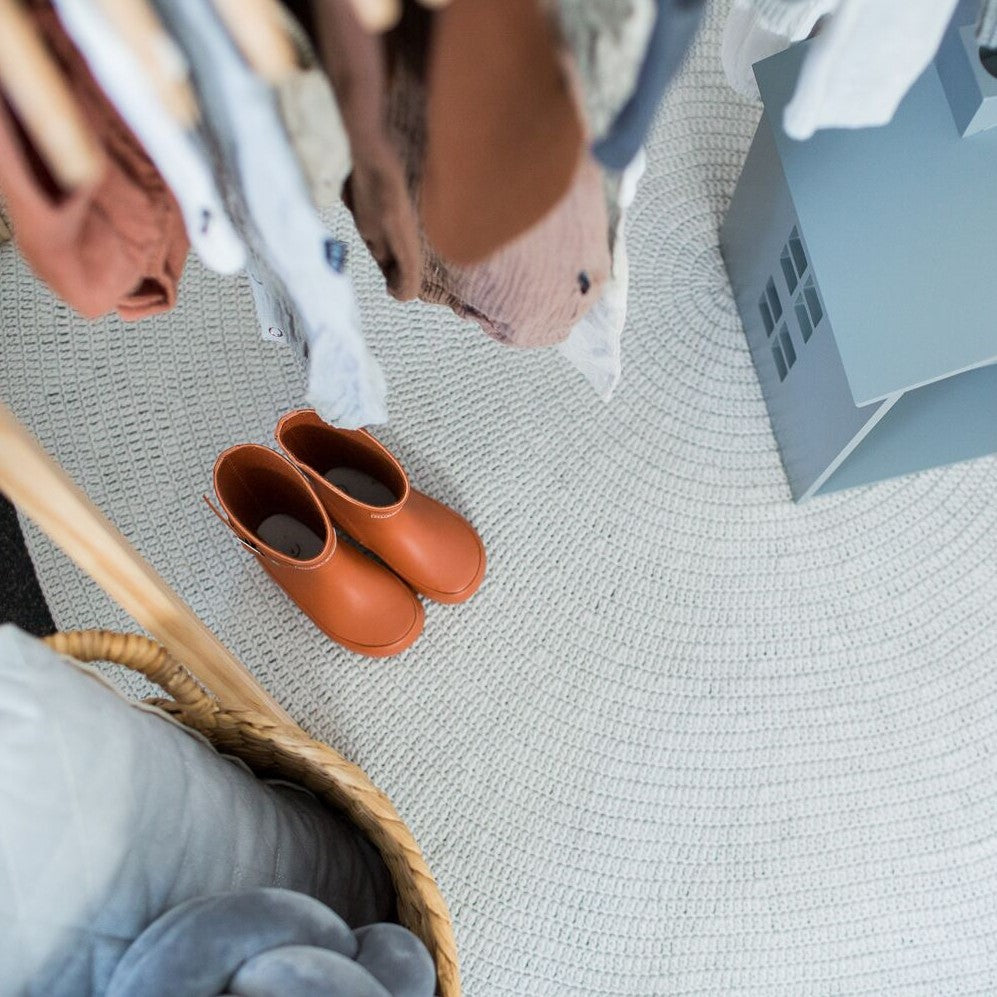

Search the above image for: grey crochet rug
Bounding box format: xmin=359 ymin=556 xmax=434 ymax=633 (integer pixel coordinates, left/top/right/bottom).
xmin=3 ymin=6 xmax=997 ymax=994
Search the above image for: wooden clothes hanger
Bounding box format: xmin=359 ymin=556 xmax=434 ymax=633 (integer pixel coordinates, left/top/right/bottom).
xmin=212 ymin=0 xmax=300 ymax=82
xmin=347 ymin=0 xmax=401 ymax=33
xmin=94 ymin=0 xmax=200 ymax=127
xmin=0 ymin=0 xmax=103 ymax=193
xmin=209 ymin=0 xmax=453 ymax=79
xmin=346 ymin=0 xmax=453 ymax=35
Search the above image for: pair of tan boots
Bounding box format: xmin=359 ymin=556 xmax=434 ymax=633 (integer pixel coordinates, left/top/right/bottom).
xmin=210 ymin=410 xmax=485 ymax=657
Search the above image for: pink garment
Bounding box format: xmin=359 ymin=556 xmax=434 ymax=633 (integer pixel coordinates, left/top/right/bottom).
xmin=420 ymin=157 xmax=610 ymax=348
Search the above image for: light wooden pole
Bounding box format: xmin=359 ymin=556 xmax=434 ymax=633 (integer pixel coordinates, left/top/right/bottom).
xmin=0 ymin=0 xmax=104 ymax=193
xmin=0 ymin=402 xmax=291 ymax=723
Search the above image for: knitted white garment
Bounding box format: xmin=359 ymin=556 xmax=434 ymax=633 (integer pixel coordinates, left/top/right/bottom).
xmin=4 ymin=3 xmax=997 ymax=993
xmin=554 ymin=0 xmax=657 ymax=141
xmin=722 ymin=0 xmax=839 ymax=99
xmin=783 ymin=0 xmax=961 ymax=139
xmin=747 ymin=0 xmax=840 ymax=35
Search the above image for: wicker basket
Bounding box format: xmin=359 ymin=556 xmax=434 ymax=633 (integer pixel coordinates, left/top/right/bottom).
xmin=43 ymin=628 xmax=461 ymax=997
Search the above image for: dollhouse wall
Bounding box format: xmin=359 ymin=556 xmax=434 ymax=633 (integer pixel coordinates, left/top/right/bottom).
xmin=817 ymin=362 xmax=997 ymax=494
xmin=721 ymin=109 xmax=890 ymax=501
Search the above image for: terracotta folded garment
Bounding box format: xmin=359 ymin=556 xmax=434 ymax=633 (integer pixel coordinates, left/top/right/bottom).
xmin=384 ymin=11 xmax=610 ymax=348
xmin=0 ymin=4 xmax=187 ymax=321
xmin=419 ymin=0 xmax=584 ymax=265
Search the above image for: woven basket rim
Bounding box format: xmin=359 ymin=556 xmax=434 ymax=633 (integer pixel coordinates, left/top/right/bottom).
xmin=44 ymin=628 xmax=461 ymax=996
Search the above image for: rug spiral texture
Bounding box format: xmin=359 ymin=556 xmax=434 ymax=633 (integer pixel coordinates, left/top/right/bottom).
xmin=3 ymin=6 xmax=997 ymax=993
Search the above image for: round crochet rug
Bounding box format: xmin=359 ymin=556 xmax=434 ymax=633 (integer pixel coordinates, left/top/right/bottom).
xmin=3 ymin=5 xmax=997 ymax=994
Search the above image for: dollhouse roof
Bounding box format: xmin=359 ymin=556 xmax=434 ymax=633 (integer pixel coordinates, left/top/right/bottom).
xmin=754 ymin=9 xmax=997 ymax=405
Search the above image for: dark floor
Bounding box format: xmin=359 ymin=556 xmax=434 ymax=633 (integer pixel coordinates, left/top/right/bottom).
xmin=0 ymin=493 xmax=53 ymax=636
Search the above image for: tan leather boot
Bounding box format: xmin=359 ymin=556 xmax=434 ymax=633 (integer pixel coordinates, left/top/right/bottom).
xmin=211 ymin=444 xmax=424 ymax=657
xmin=276 ymin=410 xmax=486 ymax=604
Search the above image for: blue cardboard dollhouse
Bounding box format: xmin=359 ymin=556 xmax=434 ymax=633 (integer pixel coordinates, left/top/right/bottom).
xmin=720 ymin=0 xmax=997 ymax=501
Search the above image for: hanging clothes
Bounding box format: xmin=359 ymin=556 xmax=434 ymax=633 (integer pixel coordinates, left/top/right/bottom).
xmin=151 ymin=0 xmax=387 ymax=429
xmin=420 ymin=157 xmax=611 ymax=348
xmin=741 ymin=0 xmax=839 ymax=35
xmin=312 ymin=0 xmax=423 ymax=302
xmin=592 ymin=0 xmax=706 ymax=170
xmin=379 ymin=6 xmax=610 ymax=349
xmin=0 ymin=4 xmax=188 ymax=321
xmin=554 ymin=0 xmax=657 ymax=145
xmin=50 ymin=0 xmax=245 ymax=276
xmin=723 ymin=0 xmax=968 ymax=135
xmin=721 ymin=0 xmax=836 ymax=100
xmin=551 ymin=3 xmax=654 ymax=395
xmin=273 ymin=7 xmax=351 ymax=211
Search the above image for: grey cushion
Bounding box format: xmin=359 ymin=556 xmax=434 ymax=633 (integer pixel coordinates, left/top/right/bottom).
xmin=107 ymin=889 xmax=357 ymax=997
xmin=354 ymin=924 xmax=437 ymax=997
xmin=0 ymin=626 xmax=393 ymax=996
xmin=232 ymin=945 xmax=391 ymax=997
xmin=107 ymin=888 xmax=434 ymax=997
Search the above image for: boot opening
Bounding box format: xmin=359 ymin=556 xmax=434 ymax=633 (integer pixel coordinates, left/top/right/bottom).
xmin=323 ymin=467 xmax=396 ymax=507
xmin=282 ymin=420 xmax=406 ymax=506
xmin=257 ymin=513 xmax=325 ymax=560
xmin=216 ymin=451 xmax=329 ymax=558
